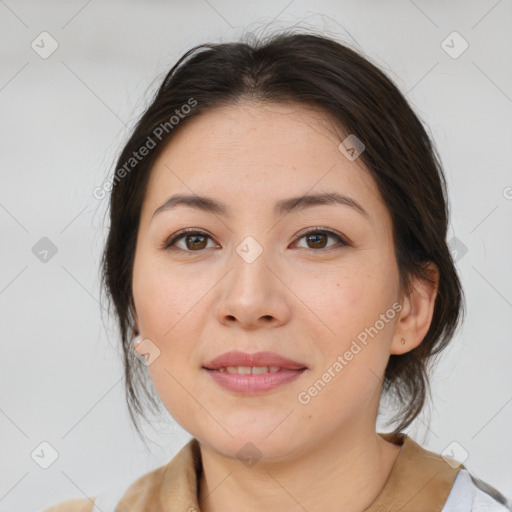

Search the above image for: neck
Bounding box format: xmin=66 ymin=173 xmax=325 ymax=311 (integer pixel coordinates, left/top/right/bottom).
xmin=198 ymin=426 xmax=402 ymax=512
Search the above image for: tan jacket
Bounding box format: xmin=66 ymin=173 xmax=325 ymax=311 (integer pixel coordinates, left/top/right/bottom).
xmin=42 ymin=432 xmax=464 ymax=511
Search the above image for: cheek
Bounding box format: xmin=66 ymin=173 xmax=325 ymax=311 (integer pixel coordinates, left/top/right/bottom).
xmin=132 ymin=250 xmax=193 ymax=334
xmin=298 ymin=257 xmax=399 ymax=374
xmin=132 ymin=260 xmax=207 ymax=428
xmin=295 ymin=260 xmax=396 ymax=332
xmin=132 ymin=251 xmax=212 ymax=372
xmin=296 ymin=273 xmax=399 ymax=422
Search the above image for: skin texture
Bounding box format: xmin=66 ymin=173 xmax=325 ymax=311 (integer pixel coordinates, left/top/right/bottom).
xmin=131 ymin=101 xmax=439 ymax=512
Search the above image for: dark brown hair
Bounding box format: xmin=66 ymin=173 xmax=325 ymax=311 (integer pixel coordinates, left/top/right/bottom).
xmin=100 ymin=28 xmax=464 ymax=442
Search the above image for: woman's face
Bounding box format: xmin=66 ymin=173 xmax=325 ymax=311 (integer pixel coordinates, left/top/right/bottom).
xmin=132 ymin=101 xmax=406 ymax=461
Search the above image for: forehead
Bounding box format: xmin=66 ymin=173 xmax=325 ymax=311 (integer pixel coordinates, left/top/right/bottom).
xmin=141 ymin=101 xmax=387 ymax=223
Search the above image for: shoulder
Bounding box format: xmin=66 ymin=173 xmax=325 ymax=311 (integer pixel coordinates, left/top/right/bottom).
xmin=40 ymin=463 xmax=172 ymax=512
xmin=39 ymin=439 xmax=201 ymax=512
xmin=442 ymin=469 xmax=512 ymax=511
xmin=376 ymin=433 xmax=511 ymax=511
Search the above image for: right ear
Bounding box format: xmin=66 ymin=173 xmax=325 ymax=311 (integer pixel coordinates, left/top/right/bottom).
xmin=129 ymin=300 xmax=139 ymax=336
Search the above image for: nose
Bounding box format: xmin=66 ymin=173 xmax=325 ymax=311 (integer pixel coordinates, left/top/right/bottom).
xmin=213 ymin=246 xmax=292 ymax=330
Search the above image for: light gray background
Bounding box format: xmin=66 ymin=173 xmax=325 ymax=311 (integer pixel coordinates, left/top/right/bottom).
xmin=1 ymin=1 xmax=511 ymax=510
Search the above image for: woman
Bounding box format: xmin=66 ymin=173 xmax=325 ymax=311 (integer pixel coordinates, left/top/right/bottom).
xmin=44 ymin=30 xmax=511 ymax=511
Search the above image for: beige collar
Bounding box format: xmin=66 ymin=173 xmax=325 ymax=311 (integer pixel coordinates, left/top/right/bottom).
xmin=364 ymin=433 xmax=463 ymax=511
xmin=116 ymin=433 xmax=463 ymax=511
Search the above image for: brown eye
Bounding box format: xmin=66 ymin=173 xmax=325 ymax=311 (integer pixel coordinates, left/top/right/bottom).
xmin=183 ymin=233 xmax=208 ymax=250
xmin=295 ymin=229 xmax=348 ymax=250
xmin=305 ymin=232 xmax=328 ymax=249
xmin=164 ymin=230 xmax=216 ymax=251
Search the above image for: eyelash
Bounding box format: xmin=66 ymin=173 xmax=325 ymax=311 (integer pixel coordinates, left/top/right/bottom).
xmin=161 ymin=227 xmax=349 ymax=252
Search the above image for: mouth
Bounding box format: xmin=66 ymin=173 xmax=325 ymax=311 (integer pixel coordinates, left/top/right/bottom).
xmin=202 ymin=351 xmax=308 ymax=394
xmin=203 ymin=367 xmax=307 ymax=394
xmin=208 ymin=365 xmax=295 ymax=374
xmin=203 ymin=350 xmax=307 ymax=371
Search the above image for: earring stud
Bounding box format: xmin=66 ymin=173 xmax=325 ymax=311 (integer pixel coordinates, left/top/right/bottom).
xmin=401 ymin=338 xmax=406 ymax=345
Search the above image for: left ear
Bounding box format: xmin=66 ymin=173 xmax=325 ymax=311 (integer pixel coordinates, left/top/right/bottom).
xmin=391 ymin=262 xmax=439 ymax=355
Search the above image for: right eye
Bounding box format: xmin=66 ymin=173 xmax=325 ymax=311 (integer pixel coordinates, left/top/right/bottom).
xmin=163 ymin=229 xmax=218 ymax=252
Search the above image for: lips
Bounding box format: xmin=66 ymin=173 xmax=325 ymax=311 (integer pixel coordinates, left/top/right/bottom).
xmin=203 ymin=350 xmax=307 ymax=371
xmin=203 ymin=350 xmax=307 ymax=394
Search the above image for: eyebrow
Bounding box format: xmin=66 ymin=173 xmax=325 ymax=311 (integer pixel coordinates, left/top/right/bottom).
xmin=152 ymin=191 xmax=369 ymax=220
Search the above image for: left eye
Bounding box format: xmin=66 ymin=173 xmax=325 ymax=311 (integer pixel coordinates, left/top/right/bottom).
xmin=294 ymin=229 xmax=347 ymax=250
xmin=163 ymin=228 xmax=347 ymax=252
